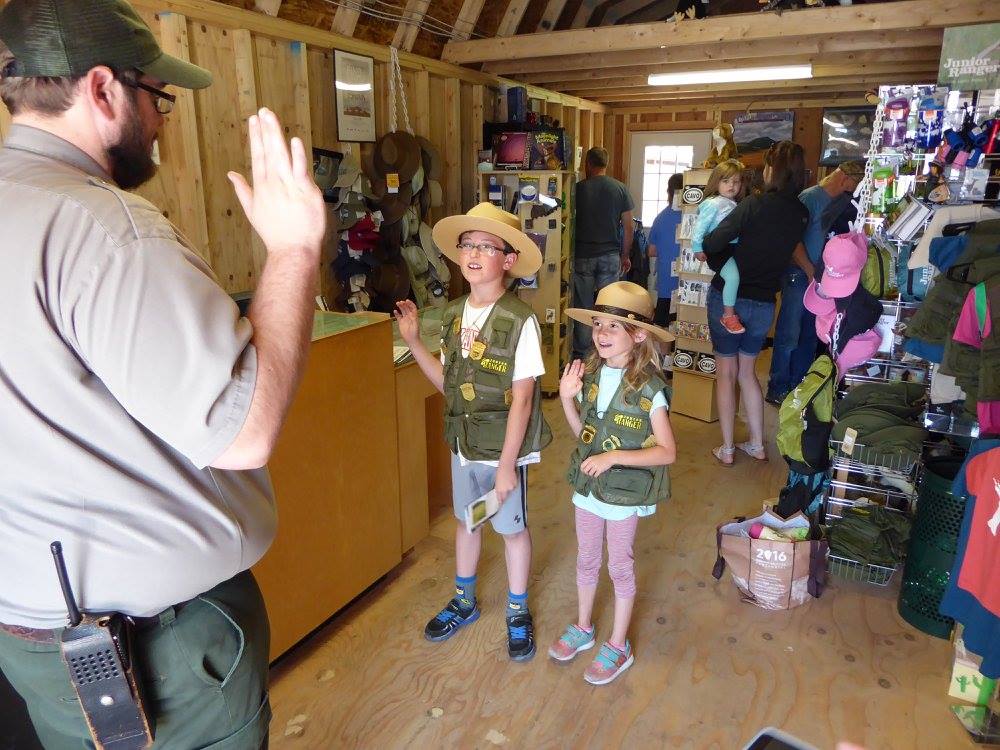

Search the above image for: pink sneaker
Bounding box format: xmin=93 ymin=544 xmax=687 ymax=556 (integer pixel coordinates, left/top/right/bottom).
xmin=548 ymin=623 xmax=596 ymax=662
xmin=584 ymin=641 xmax=634 ymax=685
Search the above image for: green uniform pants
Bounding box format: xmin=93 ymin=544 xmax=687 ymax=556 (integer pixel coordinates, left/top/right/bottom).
xmin=0 ymin=571 xmax=271 ymax=750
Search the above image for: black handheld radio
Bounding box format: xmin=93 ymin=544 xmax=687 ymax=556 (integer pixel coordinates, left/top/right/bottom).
xmin=50 ymin=541 xmax=153 ymax=749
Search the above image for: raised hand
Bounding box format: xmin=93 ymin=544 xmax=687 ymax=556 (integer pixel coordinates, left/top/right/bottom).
xmin=393 ymin=299 xmax=421 ymax=345
xmin=227 ymin=108 xmax=326 ymax=258
xmin=560 ymin=359 xmax=585 ymax=400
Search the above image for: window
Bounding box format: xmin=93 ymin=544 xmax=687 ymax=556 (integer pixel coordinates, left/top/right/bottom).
xmin=640 ymin=144 xmax=694 ymax=227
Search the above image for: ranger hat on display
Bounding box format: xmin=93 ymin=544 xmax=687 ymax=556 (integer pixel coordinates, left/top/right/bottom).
xmin=566 ymin=281 xmax=674 ymax=343
xmin=0 ymin=0 xmax=212 ymax=89
xmin=433 ymin=202 xmax=542 ymax=279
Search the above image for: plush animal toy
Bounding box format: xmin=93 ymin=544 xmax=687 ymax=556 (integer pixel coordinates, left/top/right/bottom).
xmin=702 ymin=123 xmax=738 ymax=168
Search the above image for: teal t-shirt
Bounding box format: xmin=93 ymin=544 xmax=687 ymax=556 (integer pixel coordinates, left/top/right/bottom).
xmin=799 ymin=185 xmax=834 ymax=265
xmin=572 ymin=366 xmax=668 ymax=520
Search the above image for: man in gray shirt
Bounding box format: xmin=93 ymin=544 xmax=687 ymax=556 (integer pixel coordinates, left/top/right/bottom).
xmin=571 ymin=147 xmax=635 ymax=359
xmin=0 ymin=0 xmax=325 ymax=747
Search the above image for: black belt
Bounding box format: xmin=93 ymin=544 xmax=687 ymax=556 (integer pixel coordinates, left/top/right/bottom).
xmin=0 ymin=603 xmax=187 ymax=644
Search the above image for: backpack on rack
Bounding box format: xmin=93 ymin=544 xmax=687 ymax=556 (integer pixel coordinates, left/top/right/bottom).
xmin=895 ymin=241 xmax=931 ymax=301
xmin=621 ymin=217 xmax=650 ymax=287
xmin=776 ymin=354 xmax=836 ymax=474
xmin=861 ymin=242 xmax=896 ymax=298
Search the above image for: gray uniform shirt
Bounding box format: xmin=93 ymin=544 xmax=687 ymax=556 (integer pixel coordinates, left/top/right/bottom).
xmin=0 ymin=126 xmax=276 ymax=628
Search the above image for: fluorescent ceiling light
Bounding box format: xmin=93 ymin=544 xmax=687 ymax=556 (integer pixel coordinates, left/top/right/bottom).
xmin=336 ymin=81 xmax=372 ymax=92
xmin=648 ymin=64 xmax=812 ymax=87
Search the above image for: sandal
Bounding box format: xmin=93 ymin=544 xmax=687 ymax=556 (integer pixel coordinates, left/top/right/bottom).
xmin=712 ymin=445 xmax=735 ymax=467
xmin=736 ymin=441 xmax=768 ymax=462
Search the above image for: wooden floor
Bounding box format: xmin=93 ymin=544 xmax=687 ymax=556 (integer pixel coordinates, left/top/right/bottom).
xmin=267 ymin=368 xmax=970 ymax=749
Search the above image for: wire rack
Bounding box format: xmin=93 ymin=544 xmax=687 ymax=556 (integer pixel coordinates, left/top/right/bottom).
xmin=824 ymin=477 xmax=915 ymax=521
xmin=828 ymin=554 xmax=899 ymax=586
xmin=828 ymin=439 xmax=921 ymax=477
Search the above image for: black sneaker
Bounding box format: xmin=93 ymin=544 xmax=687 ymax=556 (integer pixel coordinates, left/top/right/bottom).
xmin=506 ymin=612 xmax=536 ymax=661
xmin=765 ymin=392 xmax=787 ymax=407
xmin=424 ymin=598 xmax=480 ymax=642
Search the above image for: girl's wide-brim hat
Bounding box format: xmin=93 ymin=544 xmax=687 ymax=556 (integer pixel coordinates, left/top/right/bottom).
xmin=566 ymin=281 xmax=674 ymax=342
xmin=432 ymin=202 xmax=542 ymax=279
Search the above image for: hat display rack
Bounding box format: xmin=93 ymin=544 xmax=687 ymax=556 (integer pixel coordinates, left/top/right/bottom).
xmin=802 ymin=81 xmax=990 ymax=601
xmin=325 ymin=47 xmax=449 ymax=313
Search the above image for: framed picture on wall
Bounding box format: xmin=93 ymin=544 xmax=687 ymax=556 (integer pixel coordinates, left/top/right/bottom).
xmin=334 ymin=50 xmax=376 ymax=143
xmin=819 ymin=106 xmax=876 ymax=166
xmin=732 ymin=111 xmax=794 ymax=155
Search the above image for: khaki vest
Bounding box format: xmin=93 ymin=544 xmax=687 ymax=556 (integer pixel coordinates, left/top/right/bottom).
xmin=566 ymin=367 xmax=671 ymax=507
xmin=442 ymin=293 xmax=551 ymax=461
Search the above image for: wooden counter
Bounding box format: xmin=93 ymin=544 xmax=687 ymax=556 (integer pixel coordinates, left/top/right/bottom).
xmin=394 ymin=362 xmax=452 ymax=552
xmin=254 ymin=312 xmax=402 ymax=660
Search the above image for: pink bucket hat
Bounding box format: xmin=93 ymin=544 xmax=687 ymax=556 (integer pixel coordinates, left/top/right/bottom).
xmin=804 ymin=279 xmax=836 ymax=316
xmin=820 ymin=232 xmax=868 ymax=298
xmin=836 ymin=328 xmax=882 ymax=374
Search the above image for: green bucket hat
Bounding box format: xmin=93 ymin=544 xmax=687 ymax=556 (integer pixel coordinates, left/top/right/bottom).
xmin=0 ymin=0 xmax=212 ymax=89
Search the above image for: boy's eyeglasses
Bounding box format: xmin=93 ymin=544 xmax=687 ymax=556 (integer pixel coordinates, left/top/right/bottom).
xmin=122 ymin=79 xmax=176 ymax=115
xmin=457 ymin=241 xmax=517 ymax=257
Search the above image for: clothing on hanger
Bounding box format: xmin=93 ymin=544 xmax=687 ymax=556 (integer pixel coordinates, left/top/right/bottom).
xmin=910 ymin=205 xmax=1000 ymax=270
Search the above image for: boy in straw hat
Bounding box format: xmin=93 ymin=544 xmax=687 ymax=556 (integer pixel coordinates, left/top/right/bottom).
xmin=550 ymin=282 xmax=676 ymax=684
xmin=395 ymin=203 xmax=551 ymax=661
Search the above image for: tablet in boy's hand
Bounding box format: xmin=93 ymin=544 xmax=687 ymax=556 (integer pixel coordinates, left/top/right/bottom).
xmin=465 ymin=490 xmax=500 ymax=533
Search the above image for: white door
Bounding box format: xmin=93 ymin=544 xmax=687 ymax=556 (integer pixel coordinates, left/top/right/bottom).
xmin=628 ymin=130 xmax=712 ymax=227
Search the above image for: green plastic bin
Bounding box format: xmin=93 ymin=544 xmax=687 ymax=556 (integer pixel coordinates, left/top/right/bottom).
xmin=898 ymin=457 xmax=965 ymax=639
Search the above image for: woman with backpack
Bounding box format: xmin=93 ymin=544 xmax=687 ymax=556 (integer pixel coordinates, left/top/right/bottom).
xmin=701 ymin=141 xmax=810 ymax=466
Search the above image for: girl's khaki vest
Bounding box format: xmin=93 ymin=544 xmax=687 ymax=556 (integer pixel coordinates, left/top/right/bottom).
xmin=566 ymin=367 xmax=671 ymax=507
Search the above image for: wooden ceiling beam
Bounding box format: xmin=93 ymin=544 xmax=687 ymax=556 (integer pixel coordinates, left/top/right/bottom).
xmin=443 ymin=0 xmax=997 ymax=64
xmin=330 ymin=2 xmax=363 ymax=36
xmin=483 ymin=28 xmax=943 ymax=76
xmin=538 ymin=0 xmax=570 ymax=32
xmin=253 ymin=0 xmax=282 ymax=17
xmin=588 ymin=83 xmax=931 ymax=104
xmin=609 ymin=96 xmax=870 ymax=114
xmin=551 ymin=63 xmax=940 ymax=92
xmin=513 ymin=48 xmax=942 ymax=85
xmin=391 ymin=0 xmax=431 ymax=52
xmin=576 ymin=75 xmax=936 ymax=102
xmin=571 ymin=0 xmax=603 ymax=28
xmin=451 ymin=0 xmax=487 ymax=42
xmin=497 ymin=0 xmax=531 ymax=37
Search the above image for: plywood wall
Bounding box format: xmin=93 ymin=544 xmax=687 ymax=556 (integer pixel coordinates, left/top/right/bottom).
xmin=0 ymin=4 xmax=591 ymax=296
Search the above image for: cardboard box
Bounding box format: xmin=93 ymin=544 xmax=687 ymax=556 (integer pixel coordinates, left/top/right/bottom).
xmin=672 ymin=369 xmax=719 ymax=422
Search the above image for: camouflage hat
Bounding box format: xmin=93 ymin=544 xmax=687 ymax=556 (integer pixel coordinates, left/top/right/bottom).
xmin=0 ymin=0 xmax=211 ymax=89
xmin=838 ymin=159 xmax=866 ymax=178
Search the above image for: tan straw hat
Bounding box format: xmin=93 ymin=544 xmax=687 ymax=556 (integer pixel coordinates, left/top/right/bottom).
xmin=432 ymin=202 xmax=542 ymax=279
xmin=566 ymin=281 xmax=674 ymax=342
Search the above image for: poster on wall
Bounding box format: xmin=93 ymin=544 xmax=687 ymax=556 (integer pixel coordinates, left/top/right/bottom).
xmin=938 ymin=24 xmax=1000 ymax=91
xmin=732 ymin=111 xmax=795 ymax=155
xmin=334 ymin=50 xmax=376 ymax=143
xmin=819 ymin=107 xmax=876 ymax=166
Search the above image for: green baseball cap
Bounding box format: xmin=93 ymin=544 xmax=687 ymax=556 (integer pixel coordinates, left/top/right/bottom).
xmin=0 ymin=0 xmax=212 ymax=89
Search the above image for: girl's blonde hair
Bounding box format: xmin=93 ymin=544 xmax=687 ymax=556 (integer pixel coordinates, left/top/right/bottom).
xmin=584 ymin=320 xmax=661 ymax=396
xmin=704 ymin=159 xmax=746 ymax=200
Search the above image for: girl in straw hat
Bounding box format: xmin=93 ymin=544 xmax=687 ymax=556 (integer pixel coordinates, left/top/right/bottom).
xmin=551 ymin=281 xmax=677 ymax=685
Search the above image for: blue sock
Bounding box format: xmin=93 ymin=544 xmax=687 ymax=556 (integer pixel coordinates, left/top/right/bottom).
xmin=455 ymin=575 xmax=476 ymax=610
xmin=507 ymin=591 xmax=528 ymax=619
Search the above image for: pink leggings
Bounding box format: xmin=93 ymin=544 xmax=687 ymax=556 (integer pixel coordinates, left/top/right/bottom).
xmin=575 ymin=506 xmax=639 ymax=599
